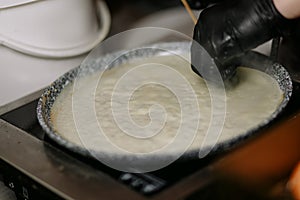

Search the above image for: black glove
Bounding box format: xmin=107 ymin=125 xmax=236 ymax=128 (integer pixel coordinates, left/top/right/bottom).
xmin=191 ymin=0 xmax=294 ymax=81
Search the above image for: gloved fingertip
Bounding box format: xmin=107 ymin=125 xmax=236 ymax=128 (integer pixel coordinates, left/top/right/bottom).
xmin=185 ymin=0 xmax=208 ymax=9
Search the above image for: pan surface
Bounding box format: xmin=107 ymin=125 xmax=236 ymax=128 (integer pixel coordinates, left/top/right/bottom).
xmin=37 ymin=42 xmax=292 ymax=170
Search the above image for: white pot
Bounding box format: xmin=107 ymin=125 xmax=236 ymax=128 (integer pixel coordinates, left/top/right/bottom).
xmin=0 ymin=0 xmax=111 ymax=58
xmin=0 ymin=0 xmax=111 ymax=106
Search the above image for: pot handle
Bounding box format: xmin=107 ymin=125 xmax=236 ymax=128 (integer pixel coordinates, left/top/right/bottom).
xmin=236 ymin=51 xmax=273 ymax=72
xmin=236 ymin=37 xmax=281 ymax=72
xmin=270 ymin=37 xmax=281 ymax=62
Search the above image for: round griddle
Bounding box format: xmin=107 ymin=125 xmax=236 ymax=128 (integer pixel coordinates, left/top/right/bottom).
xmin=37 ymin=42 xmax=292 ymax=172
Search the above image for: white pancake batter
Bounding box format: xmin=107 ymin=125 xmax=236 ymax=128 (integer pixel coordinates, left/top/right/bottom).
xmin=51 ymin=55 xmax=283 ymax=154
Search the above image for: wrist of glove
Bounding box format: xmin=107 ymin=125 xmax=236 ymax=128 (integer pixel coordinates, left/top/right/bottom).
xmin=191 ymin=0 xmax=295 ymax=80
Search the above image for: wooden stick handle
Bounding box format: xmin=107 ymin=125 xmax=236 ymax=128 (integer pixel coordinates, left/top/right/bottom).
xmin=181 ymin=0 xmax=198 ymax=25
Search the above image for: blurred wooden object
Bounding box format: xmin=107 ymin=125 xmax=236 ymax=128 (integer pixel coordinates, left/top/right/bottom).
xmin=215 ymin=112 xmax=300 ymax=190
xmin=290 ymin=162 xmax=300 ymax=200
xmin=181 ymin=0 xmax=197 ymax=25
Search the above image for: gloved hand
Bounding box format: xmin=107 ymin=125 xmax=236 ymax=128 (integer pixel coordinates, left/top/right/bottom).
xmin=191 ymin=0 xmax=294 ymax=81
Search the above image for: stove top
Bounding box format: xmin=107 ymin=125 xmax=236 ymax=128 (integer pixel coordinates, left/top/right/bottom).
xmin=0 ymin=90 xmax=218 ymax=200
xmin=0 ymin=80 xmax=300 ymax=199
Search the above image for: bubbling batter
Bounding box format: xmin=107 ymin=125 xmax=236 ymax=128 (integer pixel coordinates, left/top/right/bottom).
xmin=51 ymin=55 xmax=283 ymax=155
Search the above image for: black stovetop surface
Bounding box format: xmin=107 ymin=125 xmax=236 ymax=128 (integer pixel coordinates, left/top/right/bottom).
xmin=1 ymin=81 xmax=300 ymax=199
xmin=0 ymin=98 xmax=216 ymax=199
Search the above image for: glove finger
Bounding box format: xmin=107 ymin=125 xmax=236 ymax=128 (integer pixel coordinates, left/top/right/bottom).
xmin=191 ymin=38 xmax=237 ymax=82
